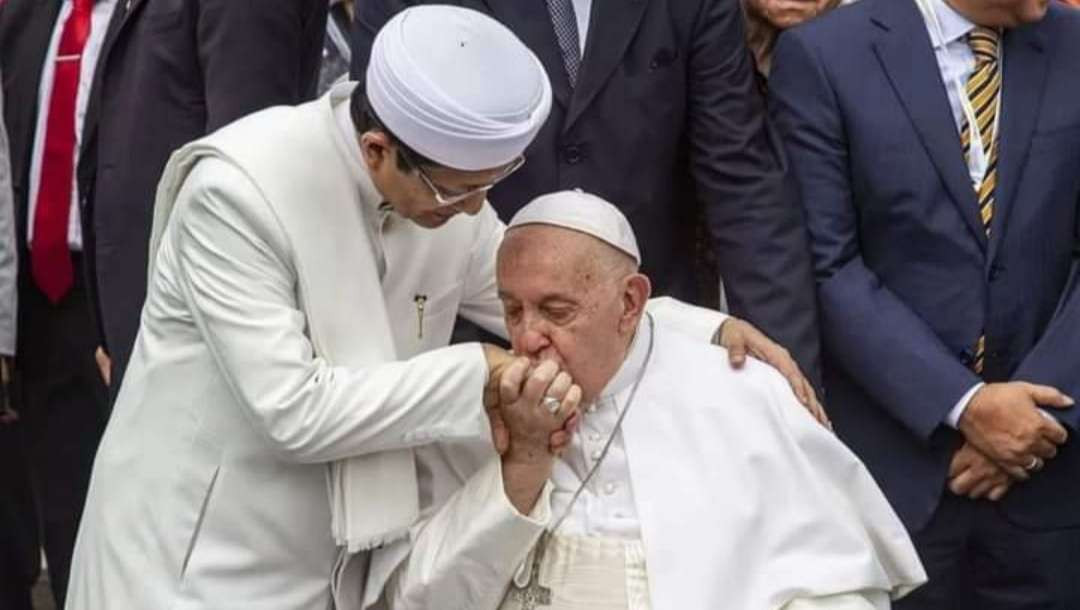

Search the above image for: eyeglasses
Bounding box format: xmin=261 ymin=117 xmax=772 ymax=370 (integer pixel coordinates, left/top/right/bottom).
xmin=411 ymin=155 xmax=526 ymax=207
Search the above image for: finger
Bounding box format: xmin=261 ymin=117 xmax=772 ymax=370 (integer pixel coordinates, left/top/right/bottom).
xmin=521 ymin=360 xmax=560 ymax=406
xmin=564 ymin=410 xmax=581 ymax=435
xmin=727 ymin=340 xmax=748 ymax=368
xmin=1031 ymin=438 xmax=1058 ymax=460
xmin=490 ymin=411 xmax=510 ymax=455
xmin=1038 ymin=415 xmax=1069 ymax=445
xmin=557 ymin=385 xmax=583 ymax=425
xmin=549 ymin=430 xmax=571 ymax=453
xmin=949 ymin=469 xmax=977 ymax=496
xmin=499 ymin=358 xmax=530 ymax=405
xmin=968 ymin=478 xmax=997 ymax=500
xmin=545 ymin=371 xmax=574 ymax=403
xmin=948 ymin=453 xmax=973 ymax=478
xmin=1004 ymin=463 xmax=1030 ymax=481
xmin=987 ymin=483 xmax=1011 ymax=502
xmin=1024 ymin=383 xmax=1075 ymax=408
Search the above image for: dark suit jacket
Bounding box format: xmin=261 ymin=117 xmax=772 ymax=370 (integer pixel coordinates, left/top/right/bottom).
xmin=0 ymin=0 xmax=71 ymax=353
xmin=352 ymin=0 xmax=823 ymax=387
xmin=771 ymin=0 xmax=1080 ymax=532
xmin=78 ymin=0 xmax=328 ymax=383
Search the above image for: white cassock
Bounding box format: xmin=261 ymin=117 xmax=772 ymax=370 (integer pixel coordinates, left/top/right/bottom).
xmin=65 ymin=83 xmax=724 ymax=610
xmin=375 ymin=320 xmax=927 ymax=610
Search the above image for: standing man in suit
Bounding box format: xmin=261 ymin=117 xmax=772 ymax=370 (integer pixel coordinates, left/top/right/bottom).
xmin=0 ymin=1 xmax=115 ymax=606
xmin=0 ymin=64 xmax=39 ymax=610
xmin=80 ymin=0 xmax=329 ymax=390
xmin=771 ymin=0 xmax=1080 ymax=606
xmin=351 ymin=0 xmax=824 ymax=389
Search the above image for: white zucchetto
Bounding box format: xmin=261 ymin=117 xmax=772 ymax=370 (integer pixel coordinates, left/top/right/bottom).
xmin=508 ymin=190 xmax=642 ymax=265
xmin=365 ymin=6 xmax=552 ymax=171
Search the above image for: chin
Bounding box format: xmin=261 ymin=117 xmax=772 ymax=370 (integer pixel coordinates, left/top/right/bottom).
xmin=411 ymin=212 xmax=456 ymax=229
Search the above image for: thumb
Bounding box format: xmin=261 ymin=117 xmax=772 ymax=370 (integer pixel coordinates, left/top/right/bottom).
xmin=1024 ymin=383 xmax=1075 ymax=409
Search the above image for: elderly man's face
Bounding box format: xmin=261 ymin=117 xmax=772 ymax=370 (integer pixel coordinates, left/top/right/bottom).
xmin=496 ymin=226 xmax=648 ymax=403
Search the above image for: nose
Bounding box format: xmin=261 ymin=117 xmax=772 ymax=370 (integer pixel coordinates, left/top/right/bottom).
xmin=455 ymin=191 xmax=487 ymax=216
xmin=513 ymin=315 xmax=551 ymax=358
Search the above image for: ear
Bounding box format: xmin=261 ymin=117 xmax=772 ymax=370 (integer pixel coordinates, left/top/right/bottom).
xmin=619 ymin=273 xmax=651 ymax=333
xmin=359 ymin=131 xmax=394 ymax=172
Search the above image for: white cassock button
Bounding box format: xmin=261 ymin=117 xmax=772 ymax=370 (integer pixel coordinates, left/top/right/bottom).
xmin=591 ymin=449 xmax=603 ymax=461
xmin=588 ymin=433 xmax=601 ymax=442
xmin=603 ymin=482 xmax=617 ymax=495
xmin=613 ymin=511 xmax=626 ymax=519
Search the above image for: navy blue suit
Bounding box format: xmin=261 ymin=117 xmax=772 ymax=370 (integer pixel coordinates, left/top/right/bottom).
xmin=771 ymin=0 xmax=1080 ymax=606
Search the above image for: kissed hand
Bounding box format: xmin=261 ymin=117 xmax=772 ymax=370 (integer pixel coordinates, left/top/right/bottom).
xmin=498 ymin=358 xmax=582 ymax=465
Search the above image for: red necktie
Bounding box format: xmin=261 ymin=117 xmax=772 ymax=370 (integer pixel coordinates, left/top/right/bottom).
xmin=31 ymin=0 xmax=92 ymax=303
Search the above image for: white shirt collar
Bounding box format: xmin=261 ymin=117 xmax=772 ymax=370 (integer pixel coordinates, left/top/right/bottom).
xmin=595 ymin=314 xmax=652 ymax=402
xmin=929 ymin=0 xmax=977 ymax=48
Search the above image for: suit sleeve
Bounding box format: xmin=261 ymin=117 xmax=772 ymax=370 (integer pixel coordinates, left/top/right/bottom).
xmin=686 ymin=0 xmax=823 ymax=389
xmin=198 ymin=0 xmax=329 ymax=131
xmin=769 ymin=32 xmax=980 ymax=440
xmin=167 ymin=160 xmax=490 ymax=464
xmin=1011 ymin=196 xmax=1080 ymax=428
xmin=381 ymin=458 xmax=549 ymax=610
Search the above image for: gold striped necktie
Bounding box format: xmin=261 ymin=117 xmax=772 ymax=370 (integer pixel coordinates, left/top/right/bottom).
xmin=961 ymin=25 xmax=1001 ymax=375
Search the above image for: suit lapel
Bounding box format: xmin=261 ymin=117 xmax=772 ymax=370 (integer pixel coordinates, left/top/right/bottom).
xmin=80 ymin=0 xmax=137 ymax=159
xmin=485 ymin=0 xmax=572 ymax=110
xmin=987 ymin=23 xmax=1048 ymax=265
xmin=563 ymin=0 xmax=648 ymax=133
xmin=871 ymin=0 xmax=987 ymax=250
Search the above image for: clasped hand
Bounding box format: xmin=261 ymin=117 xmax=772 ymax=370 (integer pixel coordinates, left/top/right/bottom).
xmin=483 ymin=345 xmax=581 ymax=460
xmin=950 ymin=382 xmax=1074 ymax=500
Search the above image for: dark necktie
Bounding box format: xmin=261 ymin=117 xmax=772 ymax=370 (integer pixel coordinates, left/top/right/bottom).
xmin=31 ymin=0 xmax=93 ymax=303
xmin=546 ymin=0 xmax=582 ymax=88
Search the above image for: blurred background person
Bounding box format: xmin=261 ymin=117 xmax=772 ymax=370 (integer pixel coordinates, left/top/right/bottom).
xmin=79 ymin=0 xmax=329 ymax=393
xmin=352 ymin=0 xmax=823 ymax=389
xmin=741 ymin=0 xmax=849 ymax=79
xmin=0 ymin=64 xmax=40 ymax=610
xmin=319 ymin=0 xmax=354 ymax=95
xmin=0 ymin=1 xmax=114 ymax=606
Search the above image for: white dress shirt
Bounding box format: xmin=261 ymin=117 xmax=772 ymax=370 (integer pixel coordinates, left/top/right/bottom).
xmin=920 ymin=0 xmax=995 ymax=428
xmin=27 ymin=0 xmax=117 ymax=252
xmin=572 ymin=0 xmax=592 ymax=54
xmin=549 ymin=318 xmax=651 ymax=539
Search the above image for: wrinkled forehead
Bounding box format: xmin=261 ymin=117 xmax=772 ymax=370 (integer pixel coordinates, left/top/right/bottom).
xmin=497 ymin=225 xmax=602 ymax=294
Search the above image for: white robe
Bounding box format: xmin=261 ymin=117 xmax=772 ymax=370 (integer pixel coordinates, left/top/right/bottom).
xmin=377 ymin=324 xmax=927 ymax=610
xmin=65 ymin=82 xmax=725 ymax=610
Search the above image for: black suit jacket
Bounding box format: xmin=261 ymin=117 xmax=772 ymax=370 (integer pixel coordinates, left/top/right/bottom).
xmin=0 ymin=0 xmax=61 ymax=282
xmin=78 ymin=0 xmax=328 ymax=384
xmin=352 ymin=0 xmax=823 ymax=386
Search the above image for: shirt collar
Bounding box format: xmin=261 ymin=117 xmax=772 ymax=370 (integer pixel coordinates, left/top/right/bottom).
xmin=595 ymin=314 xmax=652 ymax=402
xmin=928 ymin=0 xmax=976 ymax=49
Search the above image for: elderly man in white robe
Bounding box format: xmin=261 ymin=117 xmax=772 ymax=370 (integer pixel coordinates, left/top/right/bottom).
xmin=66 ymin=7 xmax=822 ymax=610
xmin=373 ymin=191 xmax=927 ymax=610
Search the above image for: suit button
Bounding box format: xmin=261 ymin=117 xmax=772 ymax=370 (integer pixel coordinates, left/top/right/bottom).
xmin=563 ymin=145 xmax=583 ymax=165
xmin=959 ymin=349 xmax=974 ymax=366
xmin=989 ymin=264 xmax=1005 ymax=281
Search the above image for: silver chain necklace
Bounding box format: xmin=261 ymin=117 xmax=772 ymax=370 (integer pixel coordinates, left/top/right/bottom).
xmin=506 ymin=314 xmax=656 ymax=609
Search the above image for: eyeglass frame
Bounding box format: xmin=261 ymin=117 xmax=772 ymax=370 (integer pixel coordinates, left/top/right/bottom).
xmin=400 ymin=147 xmax=526 ymax=207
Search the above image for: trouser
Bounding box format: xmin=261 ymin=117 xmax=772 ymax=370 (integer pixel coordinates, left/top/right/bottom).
xmin=0 ymin=417 xmax=38 ymax=610
xmin=895 ymin=491 xmax=1080 ymax=610
xmin=14 ymin=263 xmax=109 ymax=607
